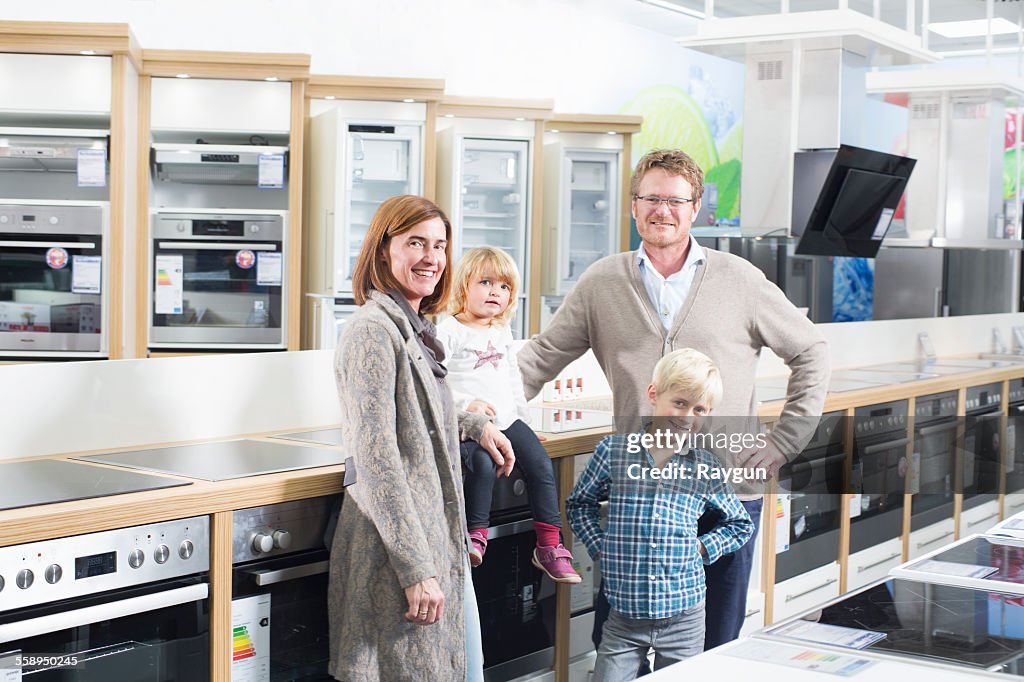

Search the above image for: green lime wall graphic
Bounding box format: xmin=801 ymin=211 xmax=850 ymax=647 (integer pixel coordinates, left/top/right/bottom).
xmin=619 ymin=85 xmax=742 ymax=223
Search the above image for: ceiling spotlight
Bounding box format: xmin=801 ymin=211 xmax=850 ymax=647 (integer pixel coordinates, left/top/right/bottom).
xmin=325 ymin=95 xmax=336 ymax=100
xmin=265 ymin=76 xmax=279 ymax=82
xmin=80 ymin=50 xmax=96 ymax=56
xmin=175 ymin=73 xmax=190 ymax=79
xmin=402 ymin=98 xmax=415 ymax=103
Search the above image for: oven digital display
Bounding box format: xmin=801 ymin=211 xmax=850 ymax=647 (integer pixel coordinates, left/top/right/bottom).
xmin=75 ymin=551 xmax=117 ymax=579
xmin=193 ymin=220 xmax=244 ymax=237
xmin=869 ymin=407 xmax=892 ymax=417
xmin=21 ymin=215 xmax=35 ymax=222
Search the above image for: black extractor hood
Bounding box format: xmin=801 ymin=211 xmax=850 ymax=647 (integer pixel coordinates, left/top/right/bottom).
xmin=793 ymin=144 xmax=916 ymax=258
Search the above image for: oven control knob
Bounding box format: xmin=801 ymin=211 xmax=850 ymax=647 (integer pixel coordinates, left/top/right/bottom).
xmin=16 ymin=569 xmax=33 ymax=590
xmin=272 ymin=530 xmax=292 ymax=550
xmin=179 ymin=539 xmax=195 ymax=560
xmin=176 ymin=222 xmax=186 ymax=233
xmin=512 ymin=479 xmax=527 ymax=496
xmin=154 ymin=544 xmax=170 ymax=564
xmin=0 ymin=574 xmax=4 ymax=592
xmin=252 ymin=534 xmax=274 ymax=554
xmin=44 ymin=564 xmax=62 ymax=584
xmin=250 ymin=224 xmax=261 ymax=233
xmin=48 ymin=216 xmax=59 ymax=225
xmin=0 ymin=215 xmax=8 ymax=224
xmin=128 ymin=549 xmax=145 ymax=569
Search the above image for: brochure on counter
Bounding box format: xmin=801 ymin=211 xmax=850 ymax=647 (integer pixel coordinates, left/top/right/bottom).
xmin=769 ymin=620 xmax=887 ymax=650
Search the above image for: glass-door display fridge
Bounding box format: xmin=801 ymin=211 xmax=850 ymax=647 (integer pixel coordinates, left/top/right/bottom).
xmin=439 ymin=129 xmax=532 ymax=338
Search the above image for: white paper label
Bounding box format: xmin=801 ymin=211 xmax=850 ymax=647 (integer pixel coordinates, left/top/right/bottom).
xmin=256 ymin=252 xmax=283 ymax=286
xmin=231 ymin=594 xmax=271 ymax=682
xmin=910 ymin=559 xmax=999 ymax=579
xmin=0 ymin=651 xmax=21 ymax=682
xmin=848 ymin=494 xmax=863 ymax=519
xmin=770 ymin=620 xmax=887 ymax=650
xmin=725 ymin=640 xmax=875 ymax=677
xmin=775 ymin=494 xmax=791 ymax=554
xmin=71 ymin=255 xmax=102 ymax=294
xmin=258 ymin=153 xmax=285 ymax=189
xmin=155 ymin=254 xmax=184 ymax=315
xmin=871 ymin=207 xmax=895 ymax=239
xmin=77 ymin=148 xmax=106 ymax=187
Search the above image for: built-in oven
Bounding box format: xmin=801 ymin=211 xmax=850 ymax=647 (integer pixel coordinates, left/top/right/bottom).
xmin=1005 ymin=380 xmax=1024 ymax=518
xmin=775 ymin=412 xmax=845 ymax=583
xmin=0 ymin=202 xmax=108 ymax=358
xmin=910 ymin=390 xmax=959 ymax=531
xmin=962 ymin=382 xmax=1003 ymax=512
xmin=0 ymin=516 xmax=209 ymax=680
xmin=230 ymin=496 xmax=339 ymax=682
xmin=849 ymin=399 xmax=910 ymax=554
xmin=149 ymin=211 xmax=287 ymax=350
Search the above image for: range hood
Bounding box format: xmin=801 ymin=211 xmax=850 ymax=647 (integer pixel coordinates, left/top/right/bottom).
xmin=151 ymin=142 xmax=288 ymax=185
xmin=0 ymin=127 xmax=109 ymax=173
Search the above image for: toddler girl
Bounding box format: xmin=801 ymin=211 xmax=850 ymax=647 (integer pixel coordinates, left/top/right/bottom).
xmin=437 ymin=246 xmax=581 ymax=584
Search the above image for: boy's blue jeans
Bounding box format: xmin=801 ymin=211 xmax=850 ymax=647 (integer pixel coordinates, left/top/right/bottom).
xmin=593 ymin=603 xmax=705 ymax=682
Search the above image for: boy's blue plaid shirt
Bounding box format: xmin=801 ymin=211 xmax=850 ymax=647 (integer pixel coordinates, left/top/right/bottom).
xmin=567 ymin=433 xmax=754 ymax=619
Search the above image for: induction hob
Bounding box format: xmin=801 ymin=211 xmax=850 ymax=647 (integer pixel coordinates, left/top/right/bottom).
xmin=865 ymin=362 xmax=979 ymax=376
xmin=833 ymin=369 xmax=940 ymax=384
xmin=73 ymin=439 xmax=346 ymax=482
xmin=271 ymin=428 xmax=343 ymax=447
xmin=0 ymin=459 xmax=191 ymax=512
xmin=762 ymin=578 xmax=1024 ymax=672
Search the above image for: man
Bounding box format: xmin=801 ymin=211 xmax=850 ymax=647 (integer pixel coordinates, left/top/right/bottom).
xmin=517 ymin=148 xmax=830 ymax=651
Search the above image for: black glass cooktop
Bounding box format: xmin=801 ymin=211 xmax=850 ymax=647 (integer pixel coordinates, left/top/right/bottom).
xmin=897 ymin=536 xmax=1024 ymax=589
xmin=764 ymin=578 xmax=1024 ymax=673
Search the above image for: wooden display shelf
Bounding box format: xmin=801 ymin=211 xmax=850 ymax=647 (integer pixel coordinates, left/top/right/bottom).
xmin=307 ymin=75 xmax=445 ymax=102
xmin=141 ymin=49 xmax=310 ymax=81
xmin=438 ymin=95 xmax=554 ymax=121
xmin=0 ymin=20 xmax=141 ymax=66
xmin=545 ymin=113 xmax=643 ymax=135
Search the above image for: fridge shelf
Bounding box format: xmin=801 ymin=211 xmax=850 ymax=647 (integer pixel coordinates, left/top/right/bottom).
xmin=570 ymin=222 xmax=609 ymax=227
xmin=463 ymin=212 xmax=516 ymax=219
xmin=462 ymin=181 xmax=518 ymax=188
xmin=463 ymin=225 xmax=515 ymax=231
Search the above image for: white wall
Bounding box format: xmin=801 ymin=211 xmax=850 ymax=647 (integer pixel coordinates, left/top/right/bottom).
xmin=0 ymin=0 xmax=729 ymax=114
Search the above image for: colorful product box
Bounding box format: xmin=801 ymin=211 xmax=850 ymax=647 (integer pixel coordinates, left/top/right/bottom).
xmin=0 ymin=302 xmax=51 ymax=332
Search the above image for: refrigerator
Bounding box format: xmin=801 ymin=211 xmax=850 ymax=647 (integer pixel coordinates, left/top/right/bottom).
xmin=438 ymin=128 xmax=532 ymax=338
xmin=541 ymin=140 xmax=621 ymax=327
xmin=306 ymin=103 xmax=425 ymax=348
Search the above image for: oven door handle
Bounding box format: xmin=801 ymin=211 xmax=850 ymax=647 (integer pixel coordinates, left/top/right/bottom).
xmin=0 ymin=240 xmax=97 ymax=249
xmin=156 ymin=242 xmax=278 ymax=251
xmin=247 ymin=559 xmax=329 ymax=586
xmin=0 ymin=583 xmax=208 ymax=644
xmin=918 ymin=422 xmax=959 ymax=437
xmin=863 ymin=437 xmax=910 ymax=456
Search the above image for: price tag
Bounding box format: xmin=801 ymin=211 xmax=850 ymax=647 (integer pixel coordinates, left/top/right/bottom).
xmin=77 ymin=148 xmax=106 ymax=187
xmin=258 ymin=153 xmax=285 ymax=189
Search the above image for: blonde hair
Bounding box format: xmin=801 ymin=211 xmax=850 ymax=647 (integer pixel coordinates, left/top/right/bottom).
xmin=350 ymin=195 xmax=453 ymax=315
xmin=651 ymin=348 xmax=723 ymax=409
xmin=449 ymin=246 xmax=520 ymax=326
xmin=631 ymin=148 xmax=704 ymax=201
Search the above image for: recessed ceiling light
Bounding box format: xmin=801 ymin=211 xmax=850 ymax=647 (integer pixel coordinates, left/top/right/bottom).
xmin=325 ymin=95 xmax=336 ymax=100
xmin=176 ymin=73 xmax=190 ymax=79
xmin=607 ymin=131 xmax=617 ymax=135
xmin=444 ymin=114 xmax=455 ymax=118
xmin=515 ymin=117 xmax=525 ymax=121
xmin=928 ymin=18 xmax=1020 ymax=38
xmin=402 ymin=98 xmax=415 ymax=103
xmin=550 ymin=129 xmax=560 ymax=133
xmin=80 ymin=50 xmax=96 ymax=56
xmin=265 ymin=76 xmax=279 ymax=82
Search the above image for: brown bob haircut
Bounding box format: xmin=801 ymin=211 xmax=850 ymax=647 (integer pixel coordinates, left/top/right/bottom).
xmin=350 ymin=195 xmax=454 ymax=315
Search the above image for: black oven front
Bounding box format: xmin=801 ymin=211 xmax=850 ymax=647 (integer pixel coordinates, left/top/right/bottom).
xmin=0 ymin=516 xmax=209 ymax=681
xmin=231 ymin=497 xmax=339 ymax=682
xmin=1006 ymin=380 xmax=1024 ymax=498
xmin=849 ymin=399 xmax=910 ymax=554
xmin=963 ymin=382 xmax=1003 ymax=512
xmin=910 ymin=390 xmax=959 ymax=531
xmin=775 ymin=412 xmax=845 ymax=583
xmin=0 ymin=203 xmax=106 ymax=357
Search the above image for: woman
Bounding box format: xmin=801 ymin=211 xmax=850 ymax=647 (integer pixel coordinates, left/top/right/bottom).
xmin=327 ymin=195 xmax=515 ymax=682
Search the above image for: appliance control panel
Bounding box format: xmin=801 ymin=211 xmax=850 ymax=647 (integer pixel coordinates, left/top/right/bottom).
xmin=232 ymin=496 xmax=339 ymax=563
xmin=915 ymin=391 xmax=958 ymax=420
xmin=0 ymin=515 xmax=209 ymax=613
xmin=1009 ymin=379 xmax=1024 ymax=406
xmin=966 ymin=382 xmax=1003 ymax=412
xmin=0 ymin=203 xmax=104 ymax=236
xmin=854 ymin=399 xmax=909 ymax=437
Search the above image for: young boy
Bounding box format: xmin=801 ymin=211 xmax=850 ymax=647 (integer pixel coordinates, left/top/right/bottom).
xmin=567 ymin=348 xmax=755 ymax=681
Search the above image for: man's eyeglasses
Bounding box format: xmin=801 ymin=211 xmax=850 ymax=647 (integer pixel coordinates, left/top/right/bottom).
xmin=633 ymin=195 xmax=696 ymax=209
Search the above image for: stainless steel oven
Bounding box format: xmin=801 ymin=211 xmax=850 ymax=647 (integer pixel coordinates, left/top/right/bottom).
xmin=849 ymin=399 xmax=910 ymax=554
xmin=1006 ymin=380 xmax=1024 ymax=498
xmin=231 ymin=496 xmax=339 ymax=682
xmin=962 ymin=382 xmax=1003 ymax=511
xmin=149 ymin=211 xmax=287 ymax=350
xmin=0 ymin=516 xmax=209 ymax=680
xmin=910 ymin=390 xmax=958 ymax=531
xmin=0 ymin=202 xmax=108 ymax=358
xmin=775 ymin=412 xmax=845 ymax=583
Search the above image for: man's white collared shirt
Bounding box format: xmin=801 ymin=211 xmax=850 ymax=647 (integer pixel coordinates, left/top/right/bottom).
xmin=637 ymin=237 xmax=706 ymax=332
